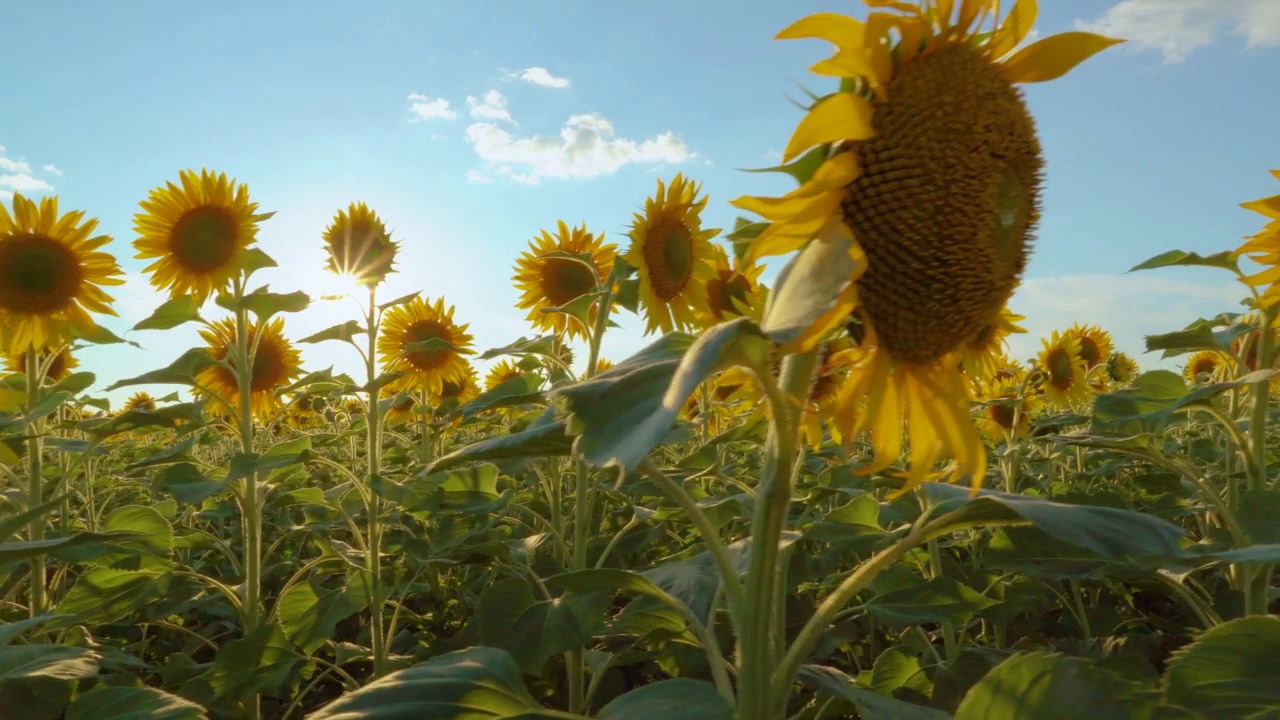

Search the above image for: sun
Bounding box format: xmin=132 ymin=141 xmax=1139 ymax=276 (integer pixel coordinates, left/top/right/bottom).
xmin=322 ymin=202 xmax=399 ymax=288
xmin=728 ymin=0 xmax=1122 ymax=494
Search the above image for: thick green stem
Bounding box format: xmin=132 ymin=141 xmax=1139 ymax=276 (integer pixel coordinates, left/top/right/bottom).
xmin=233 ymin=297 xmax=263 ymax=720
xmin=25 ymin=347 xmax=46 ymax=618
xmin=1243 ymin=310 xmax=1276 ymax=615
xmin=365 ymin=287 xmax=388 ymax=678
xmin=738 ymin=351 xmax=817 ymax=720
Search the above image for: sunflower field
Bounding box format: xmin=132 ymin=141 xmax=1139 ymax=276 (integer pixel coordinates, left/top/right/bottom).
xmin=3 ymin=2 xmax=1280 ymax=719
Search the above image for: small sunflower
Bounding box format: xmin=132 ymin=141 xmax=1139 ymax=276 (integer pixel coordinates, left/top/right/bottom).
xmin=800 ymin=336 xmax=854 ymax=450
xmin=133 ymin=169 xmax=268 ymax=305
xmin=625 ymin=174 xmax=720 ymax=334
xmin=379 ymin=296 xmax=474 ymax=396
xmin=485 ymin=359 xmax=535 ymax=391
xmin=0 ymin=194 xmax=125 ymax=353
xmin=513 ymin=221 xmax=617 ymax=341
xmin=1184 ymin=351 xmax=1226 ymax=384
xmin=593 ymin=358 xmax=615 ymax=374
xmin=193 ymin=317 xmax=304 ymax=421
xmin=700 ymin=244 xmax=767 ymax=325
xmin=121 ymin=392 xmax=157 ymax=413
xmin=5 ymin=345 xmax=78 ymax=383
xmin=1036 ymin=331 xmax=1089 ymax=408
xmin=730 ymin=0 xmax=1121 ymax=493
xmin=434 ymin=363 xmax=480 ymax=409
xmin=322 ymin=202 xmax=398 ymax=287
xmin=1231 ymin=169 xmax=1280 ymax=309
xmin=975 ymin=375 xmax=1041 ymax=443
xmin=1063 ymin=323 xmax=1113 ymax=371
xmin=342 ymin=397 xmax=365 ymax=417
xmin=1106 ymin=352 xmax=1140 ymax=386
xmin=384 ymin=393 xmax=418 ymax=428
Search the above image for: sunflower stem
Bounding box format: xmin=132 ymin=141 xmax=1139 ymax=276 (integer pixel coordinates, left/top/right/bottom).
xmin=365 ymin=286 xmax=389 ymax=678
xmin=1243 ymin=307 xmax=1275 ymax=616
xmin=231 ymin=285 xmax=263 ymax=720
xmin=25 ymin=346 xmax=47 ymax=619
xmin=739 ymin=349 xmax=816 ymax=720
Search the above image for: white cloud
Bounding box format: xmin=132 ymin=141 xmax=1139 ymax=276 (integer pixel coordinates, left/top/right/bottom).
xmin=506 ymin=66 xmax=570 ymax=89
xmin=466 ymin=90 xmax=514 ymax=123
xmin=1077 ymin=0 xmax=1280 ymax=63
xmin=1004 ymin=273 xmax=1247 ymax=368
xmin=0 ymin=145 xmax=56 ymax=199
xmin=465 ymin=112 xmax=694 ymax=185
xmin=42 ymin=163 xmax=62 ymax=176
xmin=466 ymin=169 xmax=494 ymax=183
xmin=406 ymin=93 xmax=457 ymax=121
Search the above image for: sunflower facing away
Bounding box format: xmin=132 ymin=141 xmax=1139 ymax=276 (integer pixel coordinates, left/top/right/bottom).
xmin=625 ymin=174 xmax=720 ymax=335
xmin=513 ymin=221 xmax=617 ymax=341
xmin=379 ymin=296 xmax=474 ymax=396
xmin=194 ymin=317 xmax=303 ymax=420
xmin=121 ymin=392 xmax=157 ymax=413
xmin=5 ymin=345 xmax=79 ymax=383
xmin=975 ymin=374 xmax=1041 ymax=443
xmin=729 ymin=0 xmax=1121 ymax=493
xmin=1107 ymin=352 xmax=1140 ymax=386
xmin=434 ymin=363 xmax=480 ymax=409
xmin=322 ymin=202 xmax=399 ymax=287
xmin=133 ymin=169 xmax=269 ymax=305
xmin=0 ymin=194 xmax=125 ymax=353
xmin=700 ymin=244 xmax=768 ymax=327
xmin=1184 ymin=350 xmax=1226 ymax=384
xmin=961 ymin=307 xmax=1027 ymax=383
xmin=1037 ymin=331 xmax=1089 ymax=408
xmin=1232 ymin=169 xmax=1280 ymax=309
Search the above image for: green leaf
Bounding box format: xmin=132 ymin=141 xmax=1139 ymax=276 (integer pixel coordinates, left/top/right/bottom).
xmin=218 ymin=287 xmax=310 ymax=321
xmin=798 ymin=664 xmax=954 ymax=720
xmin=154 ymin=463 xmax=227 ymax=505
xmin=208 ymin=622 xmax=303 ymax=700
xmin=1162 ymin=616 xmax=1280 ymax=719
xmin=920 ymin=483 xmax=1186 ymax=562
xmin=71 ymin=322 xmax=138 ymax=347
xmin=871 ymin=646 xmax=933 ymax=698
xmin=558 ymin=317 xmax=769 ymax=471
xmin=49 ymin=372 xmax=96 ymax=397
xmin=307 ymin=647 xmax=557 ymax=720
xmin=225 ymin=436 xmax=313 ymax=484
xmin=760 ymin=222 xmax=861 ymax=345
xmin=0 ymin=494 xmax=70 ymax=542
xmin=65 ymin=686 xmax=207 ymax=720
xmin=104 ymin=348 xmax=216 ymax=391
xmin=0 ymin=645 xmax=100 ymax=682
xmin=955 ymin=651 xmax=1146 ymax=720
xmin=427 ymin=409 xmax=573 ymax=472
xmin=867 ymin=577 xmax=999 ymax=628
xmin=479 ymin=335 xmax=560 ymax=361
xmin=1093 ymin=370 xmax=1275 ymax=435
xmin=458 ymin=375 xmax=544 ymax=420
xmin=94 ymin=505 xmax=174 ymax=567
xmin=477 ymin=577 xmax=609 ymax=674
xmin=0 ymin=616 xmax=72 ymax=647
xmin=56 ymin=568 xmax=172 ymax=624
xmin=276 ymin=574 xmax=370 ymax=655
xmin=241 ymin=247 xmax=278 ymax=275
xmin=299 ymin=321 xmax=366 ymax=344
xmin=738 ymin=145 xmax=828 ymax=185
xmin=132 ymin=295 xmax=203 ymax=331
xmin=82 ymin=402 xmax=206 ymax=440
xmin=1129 ymin=249 xmax=1240 ymax=274
xmin=377 ymin=291 xmax=419 ymax=312
xmin=597 ymin=679 xmax=734 ymax=720
xmin=0 ymin=533 xmax=136 ymax=565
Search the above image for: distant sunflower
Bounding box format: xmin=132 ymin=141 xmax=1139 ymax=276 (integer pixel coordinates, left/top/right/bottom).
xmin=485 ymin=359 xmax=534 ymax=391
xmin=1063 ymin=323 xmax=1113 ymax=371
xmin=121 ymin=392 xmax=157 ymax=413
xmin=800 ymin=336 xmax=853 ymax=450
xmin=1231 ymin=169 xmax=1280 ymax=309
xmin=379 ymin=296 xmax=474 ymax=396
xmin=322 ymin=202 xmax=398 ymax=287
xmin=593 ymin=358 xmax=615 ymax=374
xmin=1107 ymin=352 xmax=1140 ymax=386
xmin=975 ymin=375 xmax=1041 ymax=443
xmin=342 ymin=397 xmax=365 ymax=417
xmin=730 ymin=1 xmax=1121 ymax=493
xmin=625 ymin=174 xmax=720 ymax=334
xmin=1036 ymin=331 xmax=1088 ymax=407
xmin=384 ymin=393 xmax=418 ymax=428
xmin=513 ymin=221 xmax=616 ymax=341
xmin=434 ymin=363 xmax=480 ymax=407
xmin=1184 ymin=351 xmax=1226 ymax=384
xmin=194 ymin=317 xmax=304 ymax=420
xmin=133 ymin=169 xmax=268 ymax=305
xmin=5 ymin=345 xmax=78 ymax=383
xmin=0 ymin=194 xmax=125 ymax=353
xmin=961 ymin=308 xmax=1027 ymax=382
xmin=700 ymin=244 xmax=767 ymax=325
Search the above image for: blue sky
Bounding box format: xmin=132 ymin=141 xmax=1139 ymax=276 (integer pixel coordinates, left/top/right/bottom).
xmin=3 ymin=0 xmax=1280 ymax=406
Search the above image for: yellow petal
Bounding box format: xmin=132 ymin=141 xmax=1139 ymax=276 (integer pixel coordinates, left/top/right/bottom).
xmin=776 ymin=13 xmax=867 ymax=52
xmin=783 ymin=93 xmax=875 ymax=163
xmin=1242 ymin=194 xmax=1280 ymax=221
xmin=810 ymin=49 xmax=877 ymax=79
xmin=988 ymin=0 xmax=1038 ymax=58
xmin=933 ymin=0 xmax=955 ymax=26
xmin=956 ymin=0 xmax=996 ymax=35
xmin=1001 ymin=31 xmax=1124 ymax=83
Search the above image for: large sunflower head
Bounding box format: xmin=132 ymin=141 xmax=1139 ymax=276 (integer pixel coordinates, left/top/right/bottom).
xmin=378 ymin=296 xmax=474 ymax=396
xmin=513 ymin=221 xmax=617 ymax=341
xmin=624 ymin=174 xmax=721 ymax=335
xmin=700 ymin=244 xmax=767 ymax=326
xmin=729 ymin=1 xmax=1121 ymax=494
xmin=133 ymin=169 xmax=268 ymax=305
xmin=0 ymin=194 xmax=125 ymax=353
xmin=322 ymin=202 xmax=398 ymax=287
xmin=121 ymin=391 xmax=157 ymax=413
xmin=1184 ymin=350 xmax=1226 ymax=384
xmin=4 ymin=345 xmax=79 ymax=383
xmin=193 ymin=317 xmax=304 ymax=421
xmin=1035 ymin=330 xmax=1089 ymax=408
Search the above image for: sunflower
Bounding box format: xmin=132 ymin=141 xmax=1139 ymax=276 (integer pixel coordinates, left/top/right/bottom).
xmin=120 ymin=391 xmax=157 ymax=413
xmin=133 ymin=169 xmax=268 ymax=305
xmin=378 ymin=296 xmax=474 ymax=396
xmin=434 ymin=363 xmax=480 ymax=407
xmin=1184 ymin=350 xmax=1226 ymax=384
xmin=1036 ymin=331 xmax=1089 ymax=408
xmin=729 ymin=1 xmax=1120 ymax=493
xmin=593 ymin=358 xmax=615 ymax=374
xmin=700 ymin=244 xmax=767 ymax=325
xmin=513 ymin=221 xmax=616 ymax=341
xmin=1106 ymin=352 xmax=1140 ymax=386
xmin=193 ymin=317 xmax=304 ymax=420
xmin=384 ymin=393 xmax=418 ymax=428
xmin=0 ymin=194 xmax=125 ymax=353
xmin=485 ymin=359 xmax=535 ymax=391
xmin=342 ymin=397 xmax=365 ymax=417
xmin=1063 ymin=323 xmax=1113 ymax=372
xmin=322 ymin=202 xmax=398 ymax=287
xmin=625 ymin=174 xmax=720 ymax=334
xmin=1231 ymin=169 xmax=1280 ymax=309
xmin=724 ymin=336 xmax=853 ymax=450
xmin=960 ymin=307 xmax=1027 ymax=382
xmin=975 ymin=374 xmax=1041 ymax=443
xmin=4 ymin=345 xmax=78 ymax=383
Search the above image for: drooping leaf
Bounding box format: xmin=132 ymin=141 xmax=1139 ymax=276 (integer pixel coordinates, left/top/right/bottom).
xmin=476 ymin=577 xmax=609 ymax=674
xmin=299 ymin=320 xmax=366 ymax=345
xmin=1162 ymin=616 xmax=1280 ymax=719
xmin=105 ymin=349 xmax=216 ymax=391
xmin=132 ymin=295 xmax=203 ymax=331
xmin=65 ymin=686 xmax=207 ymax=720
xmin=208 ymin=622 xmax=303 ymax=700
xmin=798 ymin=664 xmax=954 ymax=720
xmin=0 ymin=645 xmax=100 ymax=682
xmin=955 ymin=651 xmax=1148 ymax=720
xmin=759 ymin=223 xmax=860 ymax=347
xmin=56 ymin=568 xmax=172 ymax=624
xmin=867 ymin=577 xmax=999 ymax=628
xmin=596 ymin=679 xmax=734 ymax=720
xmin=1129 ymin=249 xmax=1240 ymax=274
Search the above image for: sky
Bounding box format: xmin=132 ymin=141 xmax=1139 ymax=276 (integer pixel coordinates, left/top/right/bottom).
xmin=3 ymin=0 xmax=1280 ymax=407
